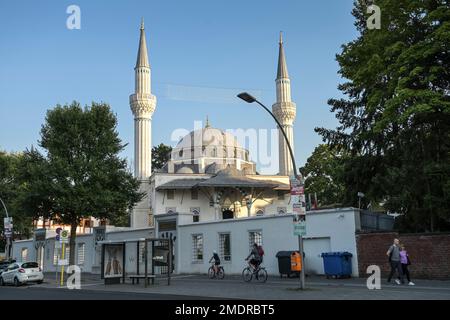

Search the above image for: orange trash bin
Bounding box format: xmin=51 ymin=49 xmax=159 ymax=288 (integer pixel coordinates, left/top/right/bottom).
xmin=291 ymin=251 xmax=302 ymax=272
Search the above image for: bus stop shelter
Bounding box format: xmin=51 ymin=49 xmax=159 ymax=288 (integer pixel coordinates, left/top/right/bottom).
xmin=99 ymin=237 xmax=173 ymax=287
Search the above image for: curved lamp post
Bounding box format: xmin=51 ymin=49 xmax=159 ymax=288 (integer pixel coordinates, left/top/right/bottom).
xmin=237 ymin=92 xmax=305 ymax=289
xmin=237 ymin=92 xmax=299 ymax=180
xmin=0 ymin=198 xmax=11 ymax=260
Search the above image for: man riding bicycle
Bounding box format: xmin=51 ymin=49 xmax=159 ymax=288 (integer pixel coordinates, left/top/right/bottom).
xmin=209 ymin=250 xmax=221 ymax=274
xmin=245 ymin=243 xmax=263 ymax=270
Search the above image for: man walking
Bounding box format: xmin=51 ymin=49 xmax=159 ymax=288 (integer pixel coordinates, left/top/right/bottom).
xmin=387 ymin=238 xmax=404 ymax=284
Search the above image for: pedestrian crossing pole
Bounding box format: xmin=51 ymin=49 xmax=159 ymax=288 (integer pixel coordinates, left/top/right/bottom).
xmin=59 ymin=229 xmax=69 ymax=286
xmin=60 ymin=242 xmax=65 ymax=286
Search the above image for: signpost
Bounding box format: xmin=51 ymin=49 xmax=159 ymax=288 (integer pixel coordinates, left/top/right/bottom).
xmin=291 ymin=176 xmax=306 ymax=290
xmin=59 ymin=229 xmax=69 ymax=286
xmin=1 ymin=198 xmax=12 ymax=259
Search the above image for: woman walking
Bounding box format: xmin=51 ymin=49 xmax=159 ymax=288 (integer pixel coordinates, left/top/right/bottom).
xmin=399 ymin=245 xmax=415 ymax=286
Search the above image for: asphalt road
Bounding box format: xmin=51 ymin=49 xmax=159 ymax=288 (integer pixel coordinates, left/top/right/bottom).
xmin=1 ymin=274 xmax=449 ymax=300
xmin=0 ymin=285 xmax=221 ymax=300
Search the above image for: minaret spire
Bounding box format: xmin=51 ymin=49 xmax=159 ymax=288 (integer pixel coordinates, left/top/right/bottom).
xmin=272 ymin=32 xmax=296 ymax=176
xmin=130 ymin=21 xmax=157 ymax=228
xmin=136 ymin=18 xmax=150 ymax=69
xmin=277 ymin=31 xmax=289 ymax=79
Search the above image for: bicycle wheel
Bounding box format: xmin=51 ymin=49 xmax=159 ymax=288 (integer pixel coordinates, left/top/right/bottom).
xmin=217 ymin=267 xmax=225 ymax=279
xmin=208 ymin=266 xmax=215 ymax=279
xmin=257 ymin=268 xmax=268 ymax=283
xmin=242 ymin=267 xmax=253 ymax=282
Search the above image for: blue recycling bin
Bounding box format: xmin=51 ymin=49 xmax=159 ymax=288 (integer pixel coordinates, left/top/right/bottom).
xmin=321 ymin=252 xmax=353 ymax=278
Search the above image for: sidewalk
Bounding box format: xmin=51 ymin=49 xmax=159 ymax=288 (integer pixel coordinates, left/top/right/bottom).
xmin=37 ymin=273 xmax=450 ymax=300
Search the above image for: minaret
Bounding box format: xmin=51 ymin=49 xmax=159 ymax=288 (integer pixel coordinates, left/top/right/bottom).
xmin=272 ymin=32 xmax=296 ymax=176
xmin=129 ymin=19 xmax=156 ymax=228
xmin=130 ymin=19 xmax=156 ymax=180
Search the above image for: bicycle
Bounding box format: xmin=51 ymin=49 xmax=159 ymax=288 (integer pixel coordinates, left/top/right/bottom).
xmin=242 ymin=260 xmax=267 ymax=283
xmin=208 ymin=263 xmax=225 ymax=279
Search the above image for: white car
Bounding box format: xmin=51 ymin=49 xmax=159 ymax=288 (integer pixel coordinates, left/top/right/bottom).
xmin=0 ymin=262 xmax=44 ymax=286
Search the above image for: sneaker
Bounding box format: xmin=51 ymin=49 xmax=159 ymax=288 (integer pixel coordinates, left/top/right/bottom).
xmin=395 ymin=279 xmax=401 ymax=285
xmin=408 ymin=282 xmax=415 ymax=286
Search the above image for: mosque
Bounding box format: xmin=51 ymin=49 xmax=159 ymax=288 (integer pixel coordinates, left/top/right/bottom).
xmin=130 ymin=20 xmax=296 ymax=229
xmin=12 ymin=22 xmax=361 ymax=277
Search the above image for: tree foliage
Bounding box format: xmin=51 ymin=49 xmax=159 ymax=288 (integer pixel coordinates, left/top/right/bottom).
xmin=300 ymin=144 xmax=347 ymax=208
xmin=316 ymin=0 xmax=450 ymax=232
xmin=17 ymin=102 xmax=144 ymax=264
xmin=152 ymin=143 xmax=172 ymax=171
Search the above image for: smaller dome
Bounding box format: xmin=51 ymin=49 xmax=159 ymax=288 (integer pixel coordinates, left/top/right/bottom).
xmin=176 ymin=166 xmax=194 ymax=174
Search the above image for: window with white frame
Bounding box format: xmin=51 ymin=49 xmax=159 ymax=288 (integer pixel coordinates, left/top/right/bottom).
xmin=54 ymin=245 xmax=70 ymax=265
xmin=53 ymin=246 xmax=58 ymax=265
xmin=248 ymin=230 xmax=263 ymax=251
xmin=192 ymin=234 xmax=203 ymax=263
xmin=21 ymin=248 xmax=28 ymax=262
xmin=191 ymin=207 xmax=200 ymax=223
xmin=219 ymin=233 xmax=231 ymax=262
xmin=139 ymin=242 xmax=146 ymax=263
xmin=77 ymin=243 xmax=85 ymax=265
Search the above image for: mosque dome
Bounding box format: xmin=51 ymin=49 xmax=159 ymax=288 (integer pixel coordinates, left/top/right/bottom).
xmin=171 ymin=125 xmax=250 ymax=163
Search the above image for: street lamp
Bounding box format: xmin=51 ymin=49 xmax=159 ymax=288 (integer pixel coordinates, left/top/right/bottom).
xmin=357 ymin=192 xmax=365 ymax=210
xmin=237 ymin=92 xmax=305 ymax=289
xmin=0 ymin=198 xmax=11 ymax=260
xmin=237 ymin=93 xmax=299 ymax=180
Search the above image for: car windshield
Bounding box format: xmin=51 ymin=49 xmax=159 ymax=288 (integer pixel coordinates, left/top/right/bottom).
xmin=21 ymin=262 xmax=39 ymax=269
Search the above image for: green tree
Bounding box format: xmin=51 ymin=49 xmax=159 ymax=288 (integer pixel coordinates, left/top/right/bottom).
xmin=14 ymin=147 xmax=55 ymax=235
xmin=0 ymin=151 xmax=34 ymax=250
xmin=316 ymin=0 xmax=450 ymax=231
xmin=300 ymin=144 xmax=346 ymax=208
xmin=30 ymin=101 xmax=144 ymax=265
xmin=152 ymin=143 xmax=172 ymax=171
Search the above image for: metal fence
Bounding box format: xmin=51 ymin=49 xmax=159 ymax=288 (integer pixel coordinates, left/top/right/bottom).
xmin=360 ymin=210 xmax=395 ymax=231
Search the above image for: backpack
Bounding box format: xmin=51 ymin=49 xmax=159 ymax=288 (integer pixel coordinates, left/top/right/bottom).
xmin=257 ymin=246 xmax=264 ymax=258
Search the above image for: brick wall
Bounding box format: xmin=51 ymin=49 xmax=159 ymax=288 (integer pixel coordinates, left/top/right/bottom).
xmin=356 ymin=232 xmax=450 ymax=279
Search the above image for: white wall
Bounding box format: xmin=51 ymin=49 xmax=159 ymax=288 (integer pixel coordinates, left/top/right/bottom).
xmin=176 ymin=208 xmax=360 ymax=277
xmin=11 ymin=228 xmax=155 ymax=274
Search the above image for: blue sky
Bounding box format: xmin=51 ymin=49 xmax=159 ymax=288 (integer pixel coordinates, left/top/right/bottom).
xmin=0 ymin=0 xmax=358 ymax=173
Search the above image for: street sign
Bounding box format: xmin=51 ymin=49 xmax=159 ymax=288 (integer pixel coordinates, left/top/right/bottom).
xmin=293 ymin=203 xmax=303 ymax=214
xmin=60 ymin=230 xmax=69 ymax=244
xmin=293 ymin=215 xmax=307 ymax=236
xmin=3 ymin=217 xmax=12 ymax=229
xmin=4 ymin=228 xmax=12 ymax=237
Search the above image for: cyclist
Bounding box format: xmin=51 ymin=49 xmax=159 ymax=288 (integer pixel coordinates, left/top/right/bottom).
xmin=209 ymin=250 xmax=221 ymax=274
xmin=245 ymin=243 xmax=262 ymax=271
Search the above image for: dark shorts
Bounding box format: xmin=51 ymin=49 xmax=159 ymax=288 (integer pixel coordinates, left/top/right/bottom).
xmin=214 ymin=261 xmax=220 ymax=266
xmin=250 ymin=259 xmax=260 ymax=267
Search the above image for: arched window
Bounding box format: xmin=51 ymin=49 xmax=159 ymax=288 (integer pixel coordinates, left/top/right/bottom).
xmin=191 ymin=208 xmax=200 ymax=223
xmin=222 ymin=209 xmax=234 ymax=220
